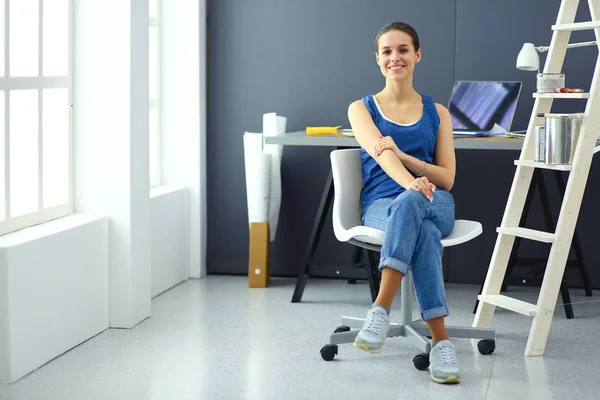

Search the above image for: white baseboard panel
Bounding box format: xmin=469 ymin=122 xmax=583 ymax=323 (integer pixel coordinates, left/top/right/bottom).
xmin=0 ymin=214 xmax=109 ymax=383
xmin=150 ymin=187 xmax=190 ymax=298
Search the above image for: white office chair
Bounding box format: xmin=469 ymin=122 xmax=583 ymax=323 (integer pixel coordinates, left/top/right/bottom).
xmin=320 ymin=149 xmax=496 ymax=370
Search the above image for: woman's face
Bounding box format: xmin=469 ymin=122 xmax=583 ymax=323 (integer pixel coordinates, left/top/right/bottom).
xmin=376 ymin=30 xmax=422 ymax=81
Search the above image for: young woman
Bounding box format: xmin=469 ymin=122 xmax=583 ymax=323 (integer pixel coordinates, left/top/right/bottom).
xmin=347 ymin=21 xmax=460 ymax=384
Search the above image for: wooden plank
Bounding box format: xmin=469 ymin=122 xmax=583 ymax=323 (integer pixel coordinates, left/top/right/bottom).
xmin=478 ymin=295 xmax=537 ymax=317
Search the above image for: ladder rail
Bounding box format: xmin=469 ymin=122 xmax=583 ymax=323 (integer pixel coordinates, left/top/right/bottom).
xmin=592 ymin=0 xmax=600 ymax=44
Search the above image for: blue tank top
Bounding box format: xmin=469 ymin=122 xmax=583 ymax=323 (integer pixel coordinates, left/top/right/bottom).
xmin=360 ymin=93 xmax=440 ymax=211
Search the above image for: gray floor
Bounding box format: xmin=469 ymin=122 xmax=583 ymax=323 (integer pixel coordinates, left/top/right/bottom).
xmin=1 ymin=276 xmax=599 ymax=400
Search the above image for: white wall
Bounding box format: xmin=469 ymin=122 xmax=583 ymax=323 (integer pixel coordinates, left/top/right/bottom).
xmin=74 ymin=0 xmax=151 ymax=328
xmin=150 ymin=187 xmax=189 ymax=297
xmin=74 ymin=0 xmax=206 ymax=326
xmin=0 ymin=0 xmax=205 ymax=382
xmin=0 ymin=215 xmax=109 ymax=383
xmin=161 ymin=0 xmax=206 ymax=279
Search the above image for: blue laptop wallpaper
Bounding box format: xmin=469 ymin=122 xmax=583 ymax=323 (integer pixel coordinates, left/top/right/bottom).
xmin=448 ymin=81 xmax=522 ymax=133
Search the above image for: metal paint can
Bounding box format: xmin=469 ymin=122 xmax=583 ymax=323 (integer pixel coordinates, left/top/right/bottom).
xmin=544 ymin=113 xmax=584 ymax=165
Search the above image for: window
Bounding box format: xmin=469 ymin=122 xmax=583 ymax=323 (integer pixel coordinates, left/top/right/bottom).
xmin=0 ymin=0 xmax=73 ymax=235
xmin=149 ymin=0 xmax=160 ymax=187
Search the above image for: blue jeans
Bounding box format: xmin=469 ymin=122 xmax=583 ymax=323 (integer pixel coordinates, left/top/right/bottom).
xmin=361 ymin=189 xmax=455 ymax=321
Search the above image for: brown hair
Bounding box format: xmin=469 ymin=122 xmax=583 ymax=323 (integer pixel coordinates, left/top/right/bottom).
xmin=374 ymin=22 xmax=420 ymax=53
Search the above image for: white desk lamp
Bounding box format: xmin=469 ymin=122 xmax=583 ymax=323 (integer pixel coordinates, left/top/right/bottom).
xmin=517 ymin=41 xmax=600 ymax=143
xmin=516 ymin=41 xmax=598 ymax=71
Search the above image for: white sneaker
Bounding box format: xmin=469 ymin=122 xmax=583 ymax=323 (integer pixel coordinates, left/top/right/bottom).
xmin=353 ymin=306 xmax=390 ymax=354
xmin=429 ymin=340 xmax=461 ymax=384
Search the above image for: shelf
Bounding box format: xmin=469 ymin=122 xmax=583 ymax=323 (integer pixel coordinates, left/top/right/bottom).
xmin=514 ymin=160 xmax=573 ymax=171
xmin=552 ymin=21 xmax=600 ymax=31
xmin=478 ymin=295 xmax=537 ymax=317
xmin=497 ymin=227 xmax=555 ymax=243
xmin=533 ymin=92 xmax=589 ymax=99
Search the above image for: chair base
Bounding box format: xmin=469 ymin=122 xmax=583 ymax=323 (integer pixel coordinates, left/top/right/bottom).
xmin=328 ymin=317 xmax=495 ymax=354
xmin=320 ymin=273 xmax=496 ymax=366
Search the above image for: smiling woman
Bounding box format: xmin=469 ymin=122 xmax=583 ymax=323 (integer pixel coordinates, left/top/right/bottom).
xmin=374 ymin=21 xmax=420 ymax=64
xmin=347 ymin=21 xmax=462 ymax=384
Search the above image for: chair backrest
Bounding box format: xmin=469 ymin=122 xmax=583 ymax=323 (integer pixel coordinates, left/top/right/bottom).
xmin=330 ymin=149 xmax=364 ymax=242
xmin=330 ymin=148 xmax=484 ymax=248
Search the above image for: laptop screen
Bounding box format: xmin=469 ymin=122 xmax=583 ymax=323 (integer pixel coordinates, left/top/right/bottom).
xmin=448 ymin=81 xmax=522 ymax=132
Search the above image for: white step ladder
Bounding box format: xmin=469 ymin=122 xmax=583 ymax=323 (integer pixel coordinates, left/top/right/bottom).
xmin=473 ymin=0 xmax=600 ymax=357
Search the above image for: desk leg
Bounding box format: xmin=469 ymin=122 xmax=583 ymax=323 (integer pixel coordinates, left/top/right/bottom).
xmin=502 ymin=170 xmax=540 ymax=291
xmin=291 ymin=171 xmax=334 ymax=303
xmin=554 ymin=171 xmax=593 ymax=297
xmin=348 ymin=247 xmax=363 ymax=284
xmin=538 ymin=172 xmax=574 ymax=319
xmin=474 ymin=170 xmax=579 ymax=318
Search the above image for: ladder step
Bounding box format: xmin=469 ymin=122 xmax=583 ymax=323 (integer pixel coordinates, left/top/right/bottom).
xmin=533 ymin=92 xmax=589 ymax=99
xmin=552 ymin=21 xmax=600 ymax=31
xmin=478 ymin=294 xmax=537 ymax=316
xmin=514 ymin=160 xmax=572 ymax=171
xmin=496 ymin=227 xmax=555 ymax=243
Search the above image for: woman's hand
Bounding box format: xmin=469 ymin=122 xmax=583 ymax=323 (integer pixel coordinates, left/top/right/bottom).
xmin=373 ymin=136 xmax=403 ymax=159
xmin=407 ymin=176 xmax=436 ymax=202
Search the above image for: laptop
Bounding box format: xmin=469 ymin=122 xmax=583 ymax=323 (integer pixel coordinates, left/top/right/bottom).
xmin=448 ymin=81 xmax=522 ymax=136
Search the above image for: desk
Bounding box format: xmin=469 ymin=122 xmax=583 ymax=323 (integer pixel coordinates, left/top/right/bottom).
xmin=266 ymin=130 xmax=524 ymax=150
xmin=265 ymin=131 xmax=524 ymax=302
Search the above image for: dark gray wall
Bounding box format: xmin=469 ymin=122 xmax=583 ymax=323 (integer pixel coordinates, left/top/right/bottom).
xmin=207 ymin=0 xmax=600 ymax=289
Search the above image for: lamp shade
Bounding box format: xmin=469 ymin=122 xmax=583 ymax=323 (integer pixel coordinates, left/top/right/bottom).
xmin=516 ymin=43 xmax=540 ymax=71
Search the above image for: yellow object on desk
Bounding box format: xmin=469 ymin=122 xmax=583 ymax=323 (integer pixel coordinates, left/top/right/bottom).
xmin=306 ymin=126 xmax=342 ymax=135
xmin=306 ymin=126 xmax=354 ymax=136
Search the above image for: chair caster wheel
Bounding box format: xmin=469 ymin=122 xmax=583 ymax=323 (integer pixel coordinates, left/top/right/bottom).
xmin=478 ymin=339 xmax=496 ymax=355
xmin=320 ymin=344 xmax=338 ymax=361
xmin=334 ymin=326 xmax=351 ymax=333
xmin=413 ymin=353 xmax=429 ymax=370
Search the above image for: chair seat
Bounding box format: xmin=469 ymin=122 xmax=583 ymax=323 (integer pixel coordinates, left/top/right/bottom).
xmin=344 ymin=219 xmax=482 ymax=248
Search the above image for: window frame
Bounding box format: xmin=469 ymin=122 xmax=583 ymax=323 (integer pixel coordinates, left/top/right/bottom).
xmin=0 ymin=0 xmax=74 ymax=236
xmin=149 ymin=0 xmax=161 ymax=188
